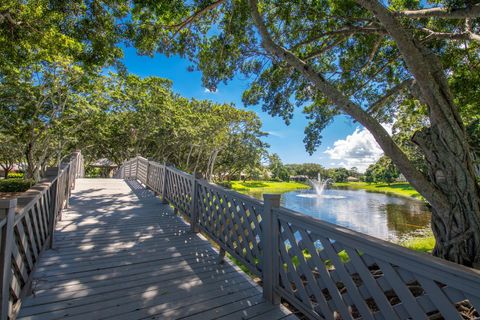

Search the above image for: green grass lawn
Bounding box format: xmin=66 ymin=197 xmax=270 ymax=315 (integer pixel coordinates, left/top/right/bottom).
xmin=333 ymin=181 xmax=422 ymax=199
xmin=230 ymin=180 xmax=310 ymax=194
xmin=399 ymin=236 xmax=435 ymax=253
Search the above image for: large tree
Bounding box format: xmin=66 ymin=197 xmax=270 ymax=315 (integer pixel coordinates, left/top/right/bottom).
xmin=75 ymin=72 xmax=268 ymax=179
xmin=0 ymin=0 xmax=129 ymax=179
xmin=128 ymin=0 xmax=480 ymax=267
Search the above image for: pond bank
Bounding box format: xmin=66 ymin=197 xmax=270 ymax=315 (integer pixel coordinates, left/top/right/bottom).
xmin=333 ymin=181 xmax=423 ymax=200
xmin=228 ymin=179 xmax=435 ymax=254
xmin=230 ymin=180 xmax=310 ymax=194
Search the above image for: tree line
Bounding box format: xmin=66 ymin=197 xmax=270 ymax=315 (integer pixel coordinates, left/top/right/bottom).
xmin=268 ymin=154 xmax=397 ymax=184
xmin=0 ymin=71 xmax=268 ymax=181
xmin=1 ymin=0 xmax=479 ymax=266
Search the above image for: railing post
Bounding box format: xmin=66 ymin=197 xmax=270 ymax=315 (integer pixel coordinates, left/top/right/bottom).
xmin=262 ymin=194 xmax=281 ymax=305
xmin=0 ymin=199 xmax=16 ymax=320
xmin=65 ymin=166 xmax=71 ymax=209
xmin=161 ymin=164 xmax=168 ymax=204
xmin=190 ymin=174 xmax=199 ymax=233
xmin=45 ymin=168 xmax=59 ymax=249
xmin=135 ymin=157 xmax=139 ymax=180
xmin=145 ymin=160 xmax=150 ymax=188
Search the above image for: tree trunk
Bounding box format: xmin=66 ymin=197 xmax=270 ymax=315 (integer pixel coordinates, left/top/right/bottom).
xmin=248 ymin=0 xmax=480 ymax=267
xmin=413 ymin=126 xmax=480 ymax=268
xmin=25 ymin=142 xmax=36 ymax=180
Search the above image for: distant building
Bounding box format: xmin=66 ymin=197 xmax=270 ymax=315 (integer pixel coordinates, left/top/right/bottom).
xmin=347 ymin=176 xmax=359 ymax=182
xmin=396 ymin=174 xmax=407 ymax=182
xmin=90 ymin=159 xmax=118 ymax=177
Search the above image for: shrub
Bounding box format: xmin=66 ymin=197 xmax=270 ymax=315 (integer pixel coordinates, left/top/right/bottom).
xmin=0 ymin=178 xmax=34 ymax=192
xmin=85 ymin=167 xmax=102 ymax=178
xmin=7 ymin=172 xmax=24 ymax=179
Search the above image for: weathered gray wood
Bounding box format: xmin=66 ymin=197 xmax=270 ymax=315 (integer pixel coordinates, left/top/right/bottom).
xmin=47 ymin=178 xmax=58 ymax=249
xmin=17 ymin=178 xmax=294 ymax=320
xmin=161 ymin=163 xmax=168 ymax=204
xmin=42 ymin=155 xmax=480 ymax=320
xmin=191 ymin=174 xmax=199 ymax=233
xmin=217 ymin=247 xmax=226 ymax=264
xmin=0 ymin=153 xmax=83 ymax=319
xmin=262 ymin=194 xmax=281 ymax=305
xmin=196 ymin=181 xmax=264 ymax=276
xmin=0 ymin=199 xmax=16 ymax=320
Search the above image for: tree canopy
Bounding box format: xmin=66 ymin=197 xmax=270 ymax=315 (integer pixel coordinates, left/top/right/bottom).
xmin=126 ymin=0 xmax=480 ymax=267
xmin=1 ymin=0 xmax=480 ymax=267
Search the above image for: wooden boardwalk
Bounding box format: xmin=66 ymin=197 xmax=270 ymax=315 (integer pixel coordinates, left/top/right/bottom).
xmin=17 ymin=178 xmax=295 ymax=320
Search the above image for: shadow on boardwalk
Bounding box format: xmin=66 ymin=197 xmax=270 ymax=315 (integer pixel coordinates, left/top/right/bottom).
xmin=17 ymin=178 xmax=295 ymax=320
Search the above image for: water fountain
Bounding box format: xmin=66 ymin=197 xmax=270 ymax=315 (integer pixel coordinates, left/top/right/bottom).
xmin=298 ymin=173 xmax=345 ymax=199
xmin=309 ymin=173 xmax=332 ymax=196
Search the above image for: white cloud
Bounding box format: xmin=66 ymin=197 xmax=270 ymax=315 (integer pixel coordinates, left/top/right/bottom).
xmin=266 ymin=130 xmax=285 ymax=138
xmin=204 ymin=88 xmax=218 ymax=94
xmin=324 ymin=126 xmax=391 ymax=172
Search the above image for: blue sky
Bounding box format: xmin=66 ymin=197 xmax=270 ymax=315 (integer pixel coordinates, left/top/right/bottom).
xmin=122 ymin=46 xmax=384 ymax=171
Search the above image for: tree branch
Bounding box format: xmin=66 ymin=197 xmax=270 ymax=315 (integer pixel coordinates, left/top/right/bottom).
xmin=367 ymin=79 xmax=414 ymax=115
xmin=291 ymin=26 xmax=386 ymax=50
xmin=171 ymin=0 xmax=226 ymax=35
xmin=248 ymin=0 xmax=441 ymax=206
xmin=302 ymin=36 xmax=349 ymax=61
xmin=421 ymin=27 xmax=480 ymax=43
xmin=398 ymin=3 xmax=480 ymax=19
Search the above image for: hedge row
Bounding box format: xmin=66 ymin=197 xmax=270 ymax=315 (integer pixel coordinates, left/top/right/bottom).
xmin=0 ymin=178 xmax=34 ymax=192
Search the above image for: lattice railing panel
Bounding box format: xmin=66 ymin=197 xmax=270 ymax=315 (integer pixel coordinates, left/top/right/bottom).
xmin=146 ymin=162 xmax=164 ymax=194
xmin=136 ymin=158 xmax=148 ymax=184
xmin=1 ymin=152 xmax=82 ymax=319
xmin=196 ymin=180 xmax=264 ymax=276
xmin=164 ymin=168 xmax=193 ymax=217
xmin=120 ymin=159 xmax=137 ymax=179
xmin=112 ymin=155 xmax=480 ymax=320
xmin=273 ymin=207 xmax=480 ymax=320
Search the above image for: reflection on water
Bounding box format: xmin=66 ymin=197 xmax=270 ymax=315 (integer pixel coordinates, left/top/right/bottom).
xmin=247 ymin=188 xmax=431 ymax=241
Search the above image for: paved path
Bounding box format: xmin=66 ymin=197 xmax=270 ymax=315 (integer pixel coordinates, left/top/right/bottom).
xmin=17 ymin=179 xmax=295 ymax=320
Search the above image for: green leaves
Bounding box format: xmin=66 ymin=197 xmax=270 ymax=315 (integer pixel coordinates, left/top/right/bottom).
xmin=71 ymin=72 xmax=268 ymax=179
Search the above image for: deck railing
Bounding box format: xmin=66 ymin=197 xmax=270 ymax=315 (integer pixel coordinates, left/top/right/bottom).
xmin=0 ymin=151 xmax=84 ymax=320
xmin=117 ymin=156 xmax=480 ymax=320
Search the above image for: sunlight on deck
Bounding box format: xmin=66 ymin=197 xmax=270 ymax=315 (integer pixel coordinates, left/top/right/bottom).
xmin=17 ymin=178 xmax=294 ymax=320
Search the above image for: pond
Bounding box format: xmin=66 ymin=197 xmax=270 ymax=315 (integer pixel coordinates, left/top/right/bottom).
xmin=246 ymin=188 xmax=431 ymax=241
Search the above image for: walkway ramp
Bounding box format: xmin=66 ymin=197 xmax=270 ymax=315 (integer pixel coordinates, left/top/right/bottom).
xmin=17 ymin=178 xmax=294 ymax=320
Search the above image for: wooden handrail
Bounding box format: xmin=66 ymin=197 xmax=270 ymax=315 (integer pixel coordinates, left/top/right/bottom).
xmin=0 ymin=151 xmax=83 ymax=320
xmin=115 ymin=155 xmax=480 ymax=320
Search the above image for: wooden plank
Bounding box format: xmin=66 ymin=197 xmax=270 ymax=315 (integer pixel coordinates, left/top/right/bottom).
xmin=214 ymin=300 xmax=279 ymax=320
xmin=10 ymin=241 xmax=29 ymax=286
xmin=14 ymin=221 xmax=34 ymax=272
xmin=0 ymin=200 xmax=16 ymax=320
xmin=416 ymin=275 xmax=462 ymax=320
xmin=30 ymin=204 xmax=44 ymax=254
xmin=97 ymin=286 xmax=263 ymax=320
xmin=23 ymin=213 xmax=39 ymax=260
xmin=249 ymin=307 xmax=293 ymax=320
xmin=376 ymin=261 xmax=426 ymax=320
xmin=33 ymin=252 xmax=222 ymax=291
xmin=17 ymin=178 xmax=295 ymax=320
xmin=344 ymin=246 xmax=398 ymax=319
xmin=33 ymin=255 xmax=228 ymax=295
xmin=38 ymin=236 xmax=208 ymax=264
xmin=182 ymin=294 xmax=267 ymax=320
xmin=21 ymin=271 xmax=249 ymax=317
